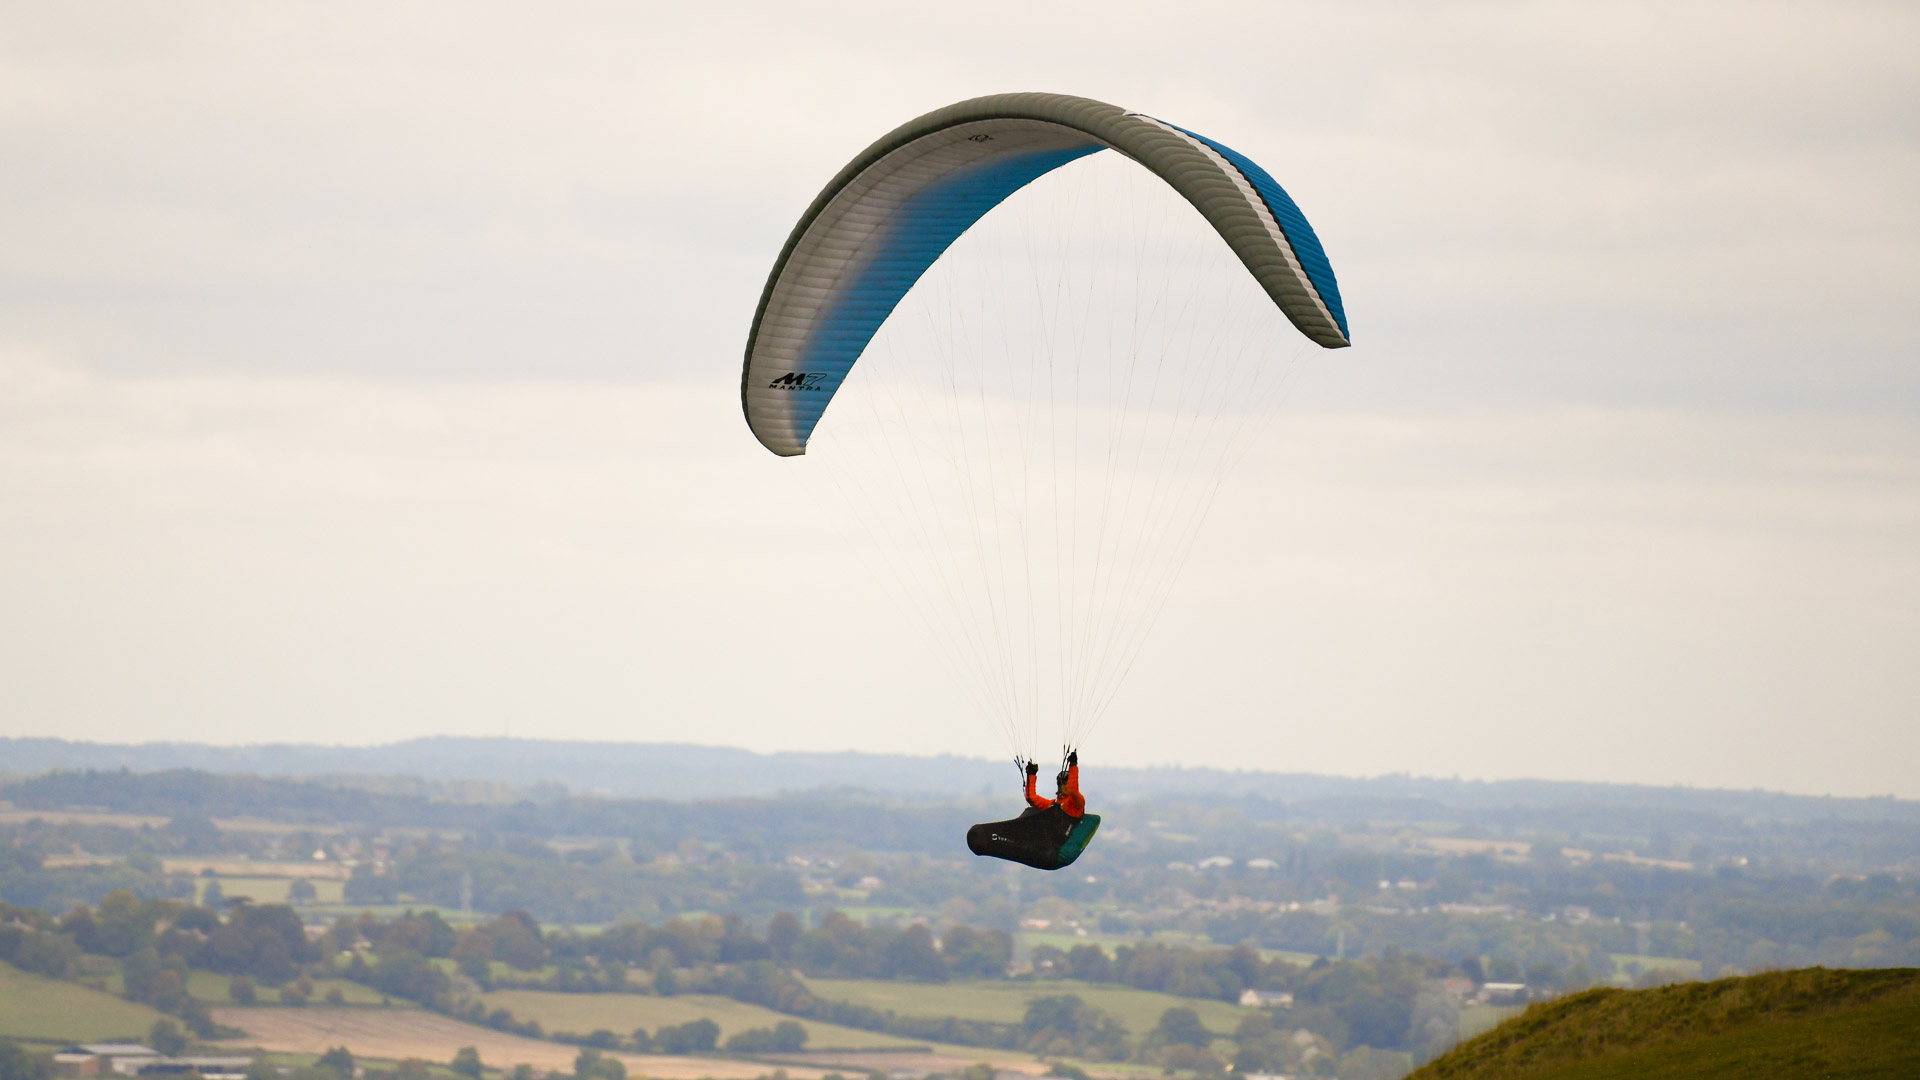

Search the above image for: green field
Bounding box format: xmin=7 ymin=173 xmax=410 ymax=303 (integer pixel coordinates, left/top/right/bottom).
xmin=0 ymin=959 xmax=168 ymax=1042
xmin=476 ymin=989 xmax=925 ymax=1050
xmin=93 ymin=960 xmax=389 ymax=1008
xmin=179 ymin=968 xmax=387 ymax=1005
xmin=1017 ymin=930 xmax=1317 ymax=968
xmin=1018 ymin=930 xmax=1144 ymax=958
xmin=801 ymin=977 xmax=1254 ymax=1039
xmin=433 ymin=958 xmax=570 ymax=983
xmin=297 ymin=904 xmax=480 ymax=923
xmin=195 ymin=876 xmax=346 ymax=905
xmin=1412 ymin=966 xmax=1920 ymax=1080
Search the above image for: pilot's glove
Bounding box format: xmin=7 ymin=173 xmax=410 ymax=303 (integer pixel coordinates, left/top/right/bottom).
xmin=1027 ymin=761 xmax=1040 ymax=776
xmin=1068 ymin=749 xmax=1078 ymax=767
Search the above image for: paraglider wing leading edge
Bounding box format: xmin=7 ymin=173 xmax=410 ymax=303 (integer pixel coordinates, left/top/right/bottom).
xmin=741 ymin=92 xmax=1350 ymax=457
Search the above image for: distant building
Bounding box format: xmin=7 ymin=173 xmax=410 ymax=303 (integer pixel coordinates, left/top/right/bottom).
xmin=1238 ymin=988 xmax=1294 ymax=1008
xmin=55 ymin=1046 xmax=252 ymax=1080
xmin=1437 ymin=902 xmax=1514 ymax=917
xmin=52 ymin=1052 xmax=103 ymax=1078
xmin=137 ymin=1059 xmax=252 ymax=1080
xmin=54 ymin=1046 xmax=156 ymax=1079
xmin=1478 ymin=981 xmax=1528 ymax=1003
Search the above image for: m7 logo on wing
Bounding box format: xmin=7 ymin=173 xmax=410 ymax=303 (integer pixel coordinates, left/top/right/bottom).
xmin=767 ymin=371 xmax=829 ymax=390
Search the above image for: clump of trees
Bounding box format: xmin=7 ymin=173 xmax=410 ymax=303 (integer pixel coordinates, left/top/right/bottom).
xmin=650 ymin=1019 xmax=720 ymax=1054
xmin=0 ymin=907 xmax=80 ymax=980
xmin=1020 ymin=995 xmax=1130 ymax=1060
xmin=571 ymin=1050 xmax=624 ymax=1080
xmin=0 ymin=893 xmax=245 ymax=1036
xmin=723 ymin=1020 xmax=807 ymax=1053
xmin=0 ymin=1039 xmax=51 ymax=1080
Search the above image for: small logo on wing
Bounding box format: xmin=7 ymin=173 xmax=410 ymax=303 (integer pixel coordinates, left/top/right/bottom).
xmin=767 ymin=371 xmax=829 ymax=390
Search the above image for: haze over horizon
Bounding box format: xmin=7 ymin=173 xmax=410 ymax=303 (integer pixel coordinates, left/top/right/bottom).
xmin=2 ymin=4 xmax=1916 ymax=798
xmin=11 ymin=734 xmax=1920 ymax=810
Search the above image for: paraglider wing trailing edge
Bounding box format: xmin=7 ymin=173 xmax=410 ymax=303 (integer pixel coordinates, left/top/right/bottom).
xmin=741 ymin=91 xmax=1350 ymax=457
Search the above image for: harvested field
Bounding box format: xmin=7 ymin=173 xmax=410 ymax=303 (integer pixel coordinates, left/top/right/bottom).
xmin=0 ymin=809 xmax=169 ymax=828
xmin=166 ymin=858 xmax=351 ymax=880
xmin=783 ymin=1051 xmax=1046 ymax=1077
xmin=212 ymin=1008 xmax=832 ymax=1080
xmin=0 ymin=810 xmax=332 ymax=834
xmin=41 ymin=854 xmax=124 ymax=868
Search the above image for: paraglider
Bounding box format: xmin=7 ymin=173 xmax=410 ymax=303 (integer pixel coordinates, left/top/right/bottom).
xmin=741 ymin=93 xmax=1348 ymax=869
xmin=966 ymin=749 xmax=1100 ymax=871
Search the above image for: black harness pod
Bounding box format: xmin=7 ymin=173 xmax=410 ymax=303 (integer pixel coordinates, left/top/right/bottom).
xmin=967 ymin=804 xmax=1102 ymax=871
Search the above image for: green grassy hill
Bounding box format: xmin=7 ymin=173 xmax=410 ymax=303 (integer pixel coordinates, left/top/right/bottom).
xmin=1411 ymin=966 xmax=1920 ymax=1080
xmin=0 ymin=960 xmax=168 ymax=1042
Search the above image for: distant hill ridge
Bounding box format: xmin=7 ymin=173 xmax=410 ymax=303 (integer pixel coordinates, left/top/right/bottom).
xmin=1413 ymin=966 xmax=1920 ymax=1080
xmin=2 ymin=736 xmax=1917 ymax=822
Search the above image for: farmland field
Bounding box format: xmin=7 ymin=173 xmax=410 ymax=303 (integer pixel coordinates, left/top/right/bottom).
xmin=168 ymin=859 xmax=350 ymax=880
xmin=799 ymin=978 xmax=1254 ymax=1037
xmin=212 ymin=1007 xmax=832 ymax=1080
xmin=179 ymin=969 xmax=385 ymax=1005
xmin=1016 ymin=930 xmax=1319 ymax=969
xmin=194 ymin=876 xmax=348 ymax=905
xmin=475 ymin=990 xmax=923 ymax=1050
xmin=0 ymin=809 xmax=170 ymax=829
xmin=0 ymin=959 xmax=168 ymax=1041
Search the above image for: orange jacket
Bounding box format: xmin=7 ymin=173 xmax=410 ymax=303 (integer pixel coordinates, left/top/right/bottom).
xmin=1027 ymin=764 xmax=1085 ymax=818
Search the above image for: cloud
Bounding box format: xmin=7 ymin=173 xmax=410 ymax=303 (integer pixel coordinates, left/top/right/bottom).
xmin=0 ymin=2 xmax=1912 ymax=403
xmin=1139 ymin=404 xmax=1920 ymax=797
xmin=0 ymin=3 xmax=1914 ymax=796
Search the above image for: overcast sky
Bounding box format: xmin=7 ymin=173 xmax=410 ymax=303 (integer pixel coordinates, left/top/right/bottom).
xmin=2 ymin=2 xmax=1916 ymax=797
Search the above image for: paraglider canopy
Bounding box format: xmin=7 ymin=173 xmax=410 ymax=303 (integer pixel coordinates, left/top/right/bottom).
xmin=743 ymin=92 xmax=1348 ymax=457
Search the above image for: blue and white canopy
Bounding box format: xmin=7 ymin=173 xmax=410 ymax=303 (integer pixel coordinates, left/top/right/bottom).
xmin=742 ymin=92 xmax=1349 ymax=457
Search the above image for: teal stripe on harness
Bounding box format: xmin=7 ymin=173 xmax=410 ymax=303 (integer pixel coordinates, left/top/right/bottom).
xmin=1053 ymin=813 xmax=1102 ymax=869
